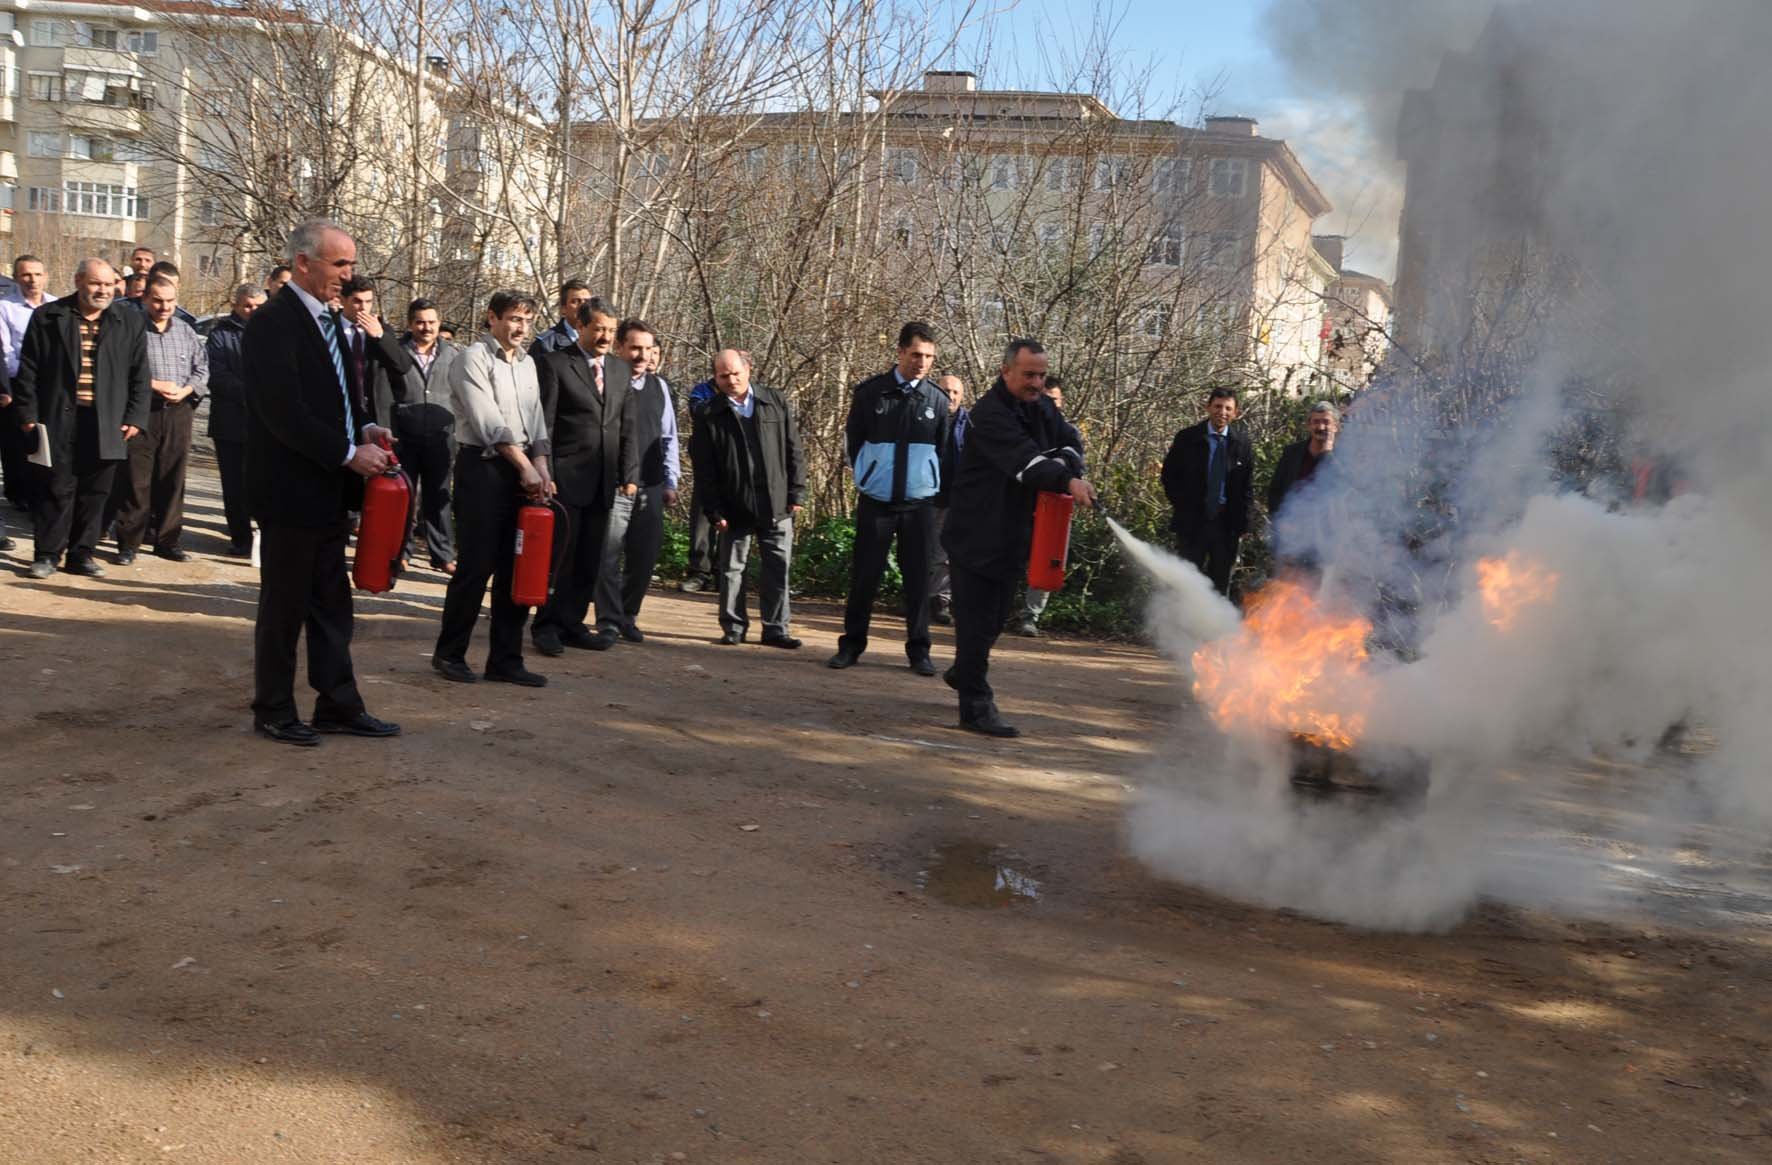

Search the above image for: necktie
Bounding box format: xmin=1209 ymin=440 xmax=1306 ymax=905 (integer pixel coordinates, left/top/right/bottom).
xmin=1205 ymin=432 xmax=1226 ymax=518
xmin=593 ymin=358 xmax=604 ymax=397
xmin=318 ymin=311 xmax=355 ymax=442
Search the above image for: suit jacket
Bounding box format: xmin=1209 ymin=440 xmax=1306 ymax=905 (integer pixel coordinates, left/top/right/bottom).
xmin=1161 ymin=419 xmax=1254 ymax=538
xmin=11 ymin=295 xmax=151 ymax=461
xmin=690 ymin=384 xmax=805 ymax=526
xmin=940 ymin=380 xmax=1081 ymax=580
xmin=1267 ymin=439 xmax=1329 ymax=521
xmin=205 ymin=312 xmax=250 ymax=441
xmin=379 ymin=337 xmax=462 ymax=441
xmin=535 ymin=347 xmax=638 ymax=508
xmin=341 ymin=321 xmax=412 ymax=429
xmin=241 ymin=288 xmax=372 ymax=527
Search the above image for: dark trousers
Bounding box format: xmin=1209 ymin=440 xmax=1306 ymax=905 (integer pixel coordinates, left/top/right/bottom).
xmin=252 ymin=521 xmax=364 ymax=724
xmin=949 ymin=562 xmax=1017 ymax=721
xmin=112 ymin=404 xmax=194 ymax=553
xmin=929 ymin=507 xmax=952 ymax=603
xmin=688 ymin=485 xmax=714 ymax=576
xmin=716 ymin=513 xmax=793 ymax=636
xmin=31 ymin=408 xmax=118 ymax=563
xmin=436 ymin=452 xmax=532 ymax=672
xmin=213 ymin=438 xmax=253 ymax=548
xmin=1 ymin=399 xmax=37 ymax=508
xmin=596 ymin=483 xmax=665 ymax=630
xmin=839 ymin=496 xmax=936 ymax=660
xmin=396 ymin=431 xmax=456 ymax=567
xmin=535 ymin=497 xmax=612 ymax=638
xmin=1178 ymin=514 xmax=1240 ymax=596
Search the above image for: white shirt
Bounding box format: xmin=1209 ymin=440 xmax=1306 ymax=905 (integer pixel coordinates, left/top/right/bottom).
xmin=0 ymin=291 xmax=52 ymax=380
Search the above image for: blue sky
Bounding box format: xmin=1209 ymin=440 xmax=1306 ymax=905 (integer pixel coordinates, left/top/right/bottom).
xmin=941 ymin=0 xmax=1404 ymax=276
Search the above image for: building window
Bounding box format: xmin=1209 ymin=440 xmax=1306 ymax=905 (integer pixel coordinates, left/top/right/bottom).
xmin=1208 ymin=157 xmax=1247 ymax=197
xmin=1036 ymin=221 xmax=1064 ymax=254
xmin=199 ymin=197 xmax=219 ymax=225
xmin=31 ymin=19 xmax=76 ymax=48
xmin=742 ymin=146 xmax=768 ymax=178
xmin=989 ymin=154 xmax=1021 ymax=191
xmin=198 ymin=255 xmax=221 ymax=277
xmin=27 ymin=131 xmax=63 ymax=158
xmin=27 ymin=186 xmax=63 ymax=213
xmin=1153 ymin=157 xmax=1189 ymax=195
xmin=1200 ymin=231 xmax=1239 ymax=269
xmin=1087 ymin=222 xmax=1109 ymax=259
xmin=1092 ymin=155 xmax=1130 ymax=192
xmin=891 ymin=214 xmax=914 ymax=249
xmin=126 ymin=30 xmax=160 ymax=55
xmin=68 ymin=136 xmax=119 ymax=162
xmin=28 ymin=72 xmax=64 ymax=102
xmin=1044 ymin=157 xmax=1079 ymax=193
xmin=1147 ymin=220 xmax=1185 ymax=267
xmin=885 ymin=148 xmax=918 ymax=184
xmin=1142 ymin=302 xmax=1173 ymax=339
xmin=62 ymin=182 xmax=146 ymax=219
xmin=197 ymin=143 xmax=229 ymax=172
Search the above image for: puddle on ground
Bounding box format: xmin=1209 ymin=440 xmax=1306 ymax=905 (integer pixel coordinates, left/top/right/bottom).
xmin=919 ymin=841 xmax=1041 ymax=907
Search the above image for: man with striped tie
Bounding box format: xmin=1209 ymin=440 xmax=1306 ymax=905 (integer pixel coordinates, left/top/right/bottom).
xmin=241 ymin=220 xmax=401 ymax=747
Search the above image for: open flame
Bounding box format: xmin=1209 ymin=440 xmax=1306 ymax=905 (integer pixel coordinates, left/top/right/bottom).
xmin=1475 ymin=553 xmax=1560 ymax=631
xmin=1190 ymin=579 xmax=1375 ymax=751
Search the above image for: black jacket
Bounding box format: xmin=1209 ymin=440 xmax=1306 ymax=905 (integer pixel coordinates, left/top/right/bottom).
xmin=342 ymin=321 xmax=412 ymax=429
xmin=1161 ymin=419 xmax=1254 ymax=538
xmin=528 ymin=319 xmax=576 ymax=362
xmin=205 ymin=312 xmax=250 ymax=442
xmin=844 ymin=370 xmax=950 ymax=506
xmin=12 ymin=295 xmax=152 ymax=462
xmin=941 ymin=380 xmax=1081 ymax=580
xmin=1267 ymin=439 xmax=1330 ymax=521
xmin=380 ymin=337 xmax=462 ymax=441
xmin=690 ymin=384 xmax=804 ymax=526
xmin=536 ymin=348 xmax=638 ymax=508
xmin=241 ymin=289 xmax=373 ymax=527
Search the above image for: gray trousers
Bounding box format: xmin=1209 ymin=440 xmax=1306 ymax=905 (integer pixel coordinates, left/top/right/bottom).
xmin=1024 ymin=587 xmax=1050 ymax=624
xmin=595 ymin=483 xmax=666 ymax=631
xmin=716 ymin=514 xmax=793 ymax=637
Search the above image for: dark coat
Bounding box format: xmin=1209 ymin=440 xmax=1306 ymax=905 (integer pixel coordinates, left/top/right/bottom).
xmin=340 ymin=321 xmax=412 ymax=429
xmin=844 ymin=370 xmax=951 ymax=506
xmin=1161 ymin=419 xmax=1254 ymax=538
xmin=11 ymin=295 xmax=152 ymax=461
xmin=380 ymin=337 xmax=462 ymax=441
xmin=627 ymin=371 xmax=675 ymax=488
xmin=205 ymin=312 xmax=250 ymax=442
xmin=941 ymin=380 xmax=1081 ymax=581
xmin=1267 ymin=439 xmax=1330 ymax=521
xmin=689 ymin=384 xmax=804 ymax=526
xmin=241 ymin=288 xmax=372 ymax=527
xmin=527 ymin=319 xmax=576 ymax=362
xmin=535 ymin=348 xmax=639 ymax=508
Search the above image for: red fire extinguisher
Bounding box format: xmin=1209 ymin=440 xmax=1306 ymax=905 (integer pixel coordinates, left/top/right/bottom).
xmin=1027 ymin=490 xmax=1075 ymax=592
xmin=511 ymin=498 xmax=568 ymax=607
xmin=352 ymin=449 xmax=412 ymax=594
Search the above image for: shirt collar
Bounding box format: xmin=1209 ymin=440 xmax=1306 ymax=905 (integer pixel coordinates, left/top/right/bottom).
xmin=892 ymin=370 xmax=919 ymax=391
xmin=286 ymin=280 xmax=330 ymax=324
xmin=1208 ymin=422 xmax=1229 ymax=439
xmin=479 ymin=334 xmax=523 ymax=364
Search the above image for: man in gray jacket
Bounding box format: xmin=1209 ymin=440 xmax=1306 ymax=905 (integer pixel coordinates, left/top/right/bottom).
xmin=383 ymin=297 xmax=461 ymax=573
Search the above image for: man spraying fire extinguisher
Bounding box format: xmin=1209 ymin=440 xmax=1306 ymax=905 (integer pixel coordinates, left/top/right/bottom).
xmin=939 ymin=338 xmax=1096 ymax=738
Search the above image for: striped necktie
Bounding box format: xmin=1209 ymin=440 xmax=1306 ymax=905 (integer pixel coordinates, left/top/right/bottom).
xmin=317 ymin=310 xmax=355 ymax=441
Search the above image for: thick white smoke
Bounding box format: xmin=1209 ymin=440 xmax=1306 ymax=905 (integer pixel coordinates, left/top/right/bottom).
xmin=1125 ymin=0 xmax=1772 ymax=930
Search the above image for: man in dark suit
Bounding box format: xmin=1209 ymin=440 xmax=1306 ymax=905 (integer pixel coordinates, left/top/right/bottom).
xmin=828 ymin=321 xmax=948 ymax=675
xmin=11 ymin=258 xmax=151 ymax=579
xmin=528 ymin=279 xmax=591 ymax=360
xmin=941 ymin=339 xmax=1094 ymax=737
xmin=531 ymin=296 xmax=638 ymax=656
xmin=337 ymin=276 xmax=413 ymax=433
xmin=205 ymin=282 xmax=267 ymax=556
xmin=382 ymin=297 xmax=462 ymax=573
xmin=241 ymin=220 xmax=400 ymax=747
xmin=690 ymin=349 xmax=805 ymax=648
xmin=594 ymin=318 xmax=680 ymax=642
xmin=1161 ymin=387 xmax=1254 ymax=597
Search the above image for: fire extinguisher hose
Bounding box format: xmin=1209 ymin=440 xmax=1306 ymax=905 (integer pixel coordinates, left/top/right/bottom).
xmin=539 ymin=495 xmax=572 ymax=600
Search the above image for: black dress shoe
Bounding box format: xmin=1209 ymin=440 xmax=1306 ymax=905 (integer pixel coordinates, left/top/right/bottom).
xmin=930 ymin=598 xmax=953 ymax=626
xmin=760 ymin=634 xmax=802 ymax=650
xmin=156 ymin=547 xmax=193 ymax=563
xmin=27 ymin=558 xmax=56 ymax=579
xmin=909 ymin=656 xmax=937 ymax=676
xmin=563 ymin=628 xmax=616 ymax=651
xmin=718 ymin=629 xmax=745 ymax=645
xmin=67 ymin=556 xmax=105 ymax=577
xmin=961 ymin=709 xmax=1021 ymax=738
xmin=432 ymin=656 xmax=479 ymax=683
xmin=532 ymin=627 xmax=565 ymax=657
xmin=226 ymin=541 xmax=253 ymax=558
xmin=826 ymin=649 xmax=860 ymax=669
xmin=256 ymin=719 xmax=321 ymax=747
xmin=0 ymin=535 xmax=15 ymax=552
xmin=485 ymin=665 xmax=548 ymax=687
xmin=942 ymin=666 xmax=960 ymax=691
xmin=313 ymin=711 xmax=402 ymax=737
xmin=619 ymin=623 xmax=644 ymax=643
xmin=115 ymin=548 xmax=138 ymax=566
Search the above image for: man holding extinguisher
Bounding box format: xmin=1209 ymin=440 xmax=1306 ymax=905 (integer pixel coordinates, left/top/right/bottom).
xmin=939 ymin=339 xmax=1095 ymax=738
xmin=433 ymin=291 xmax=554 ymax=687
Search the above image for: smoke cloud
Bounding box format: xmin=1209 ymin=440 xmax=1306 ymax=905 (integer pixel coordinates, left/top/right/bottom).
xmin=1125 ymin=0 xmax=1772 ymax=930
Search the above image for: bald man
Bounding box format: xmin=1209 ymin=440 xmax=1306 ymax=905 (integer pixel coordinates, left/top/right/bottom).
xmin=687 ymin=349 xmax=805 ymax=646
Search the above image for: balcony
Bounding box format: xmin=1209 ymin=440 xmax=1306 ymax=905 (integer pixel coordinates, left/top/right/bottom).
xmin=0 ymin=96 xmax=14 ymax=125
xmin=0 ymin=151 xmax=17 ymax=182
xmin=61 ymin=100 xmax=148 ymax=137
xmin=62 ymin=45 xmax=146 ymax=80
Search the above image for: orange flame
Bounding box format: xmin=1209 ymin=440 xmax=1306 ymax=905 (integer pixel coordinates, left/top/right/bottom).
xmin=1475 ymin=553 xmax=1560 ymax=632
xmin=1190 ymin=580 xmax=1375 ymax=751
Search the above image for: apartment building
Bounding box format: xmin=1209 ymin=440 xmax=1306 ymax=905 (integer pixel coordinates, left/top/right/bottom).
xmin=1313 ymin=233 xmax=1392 ymax=393
xmin=0 ymin=0 xmax=554 ymax=320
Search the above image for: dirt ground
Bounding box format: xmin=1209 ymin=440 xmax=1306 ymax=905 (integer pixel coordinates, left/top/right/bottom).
xmin=2 ymin=453 xmax=1768 ymax=1164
